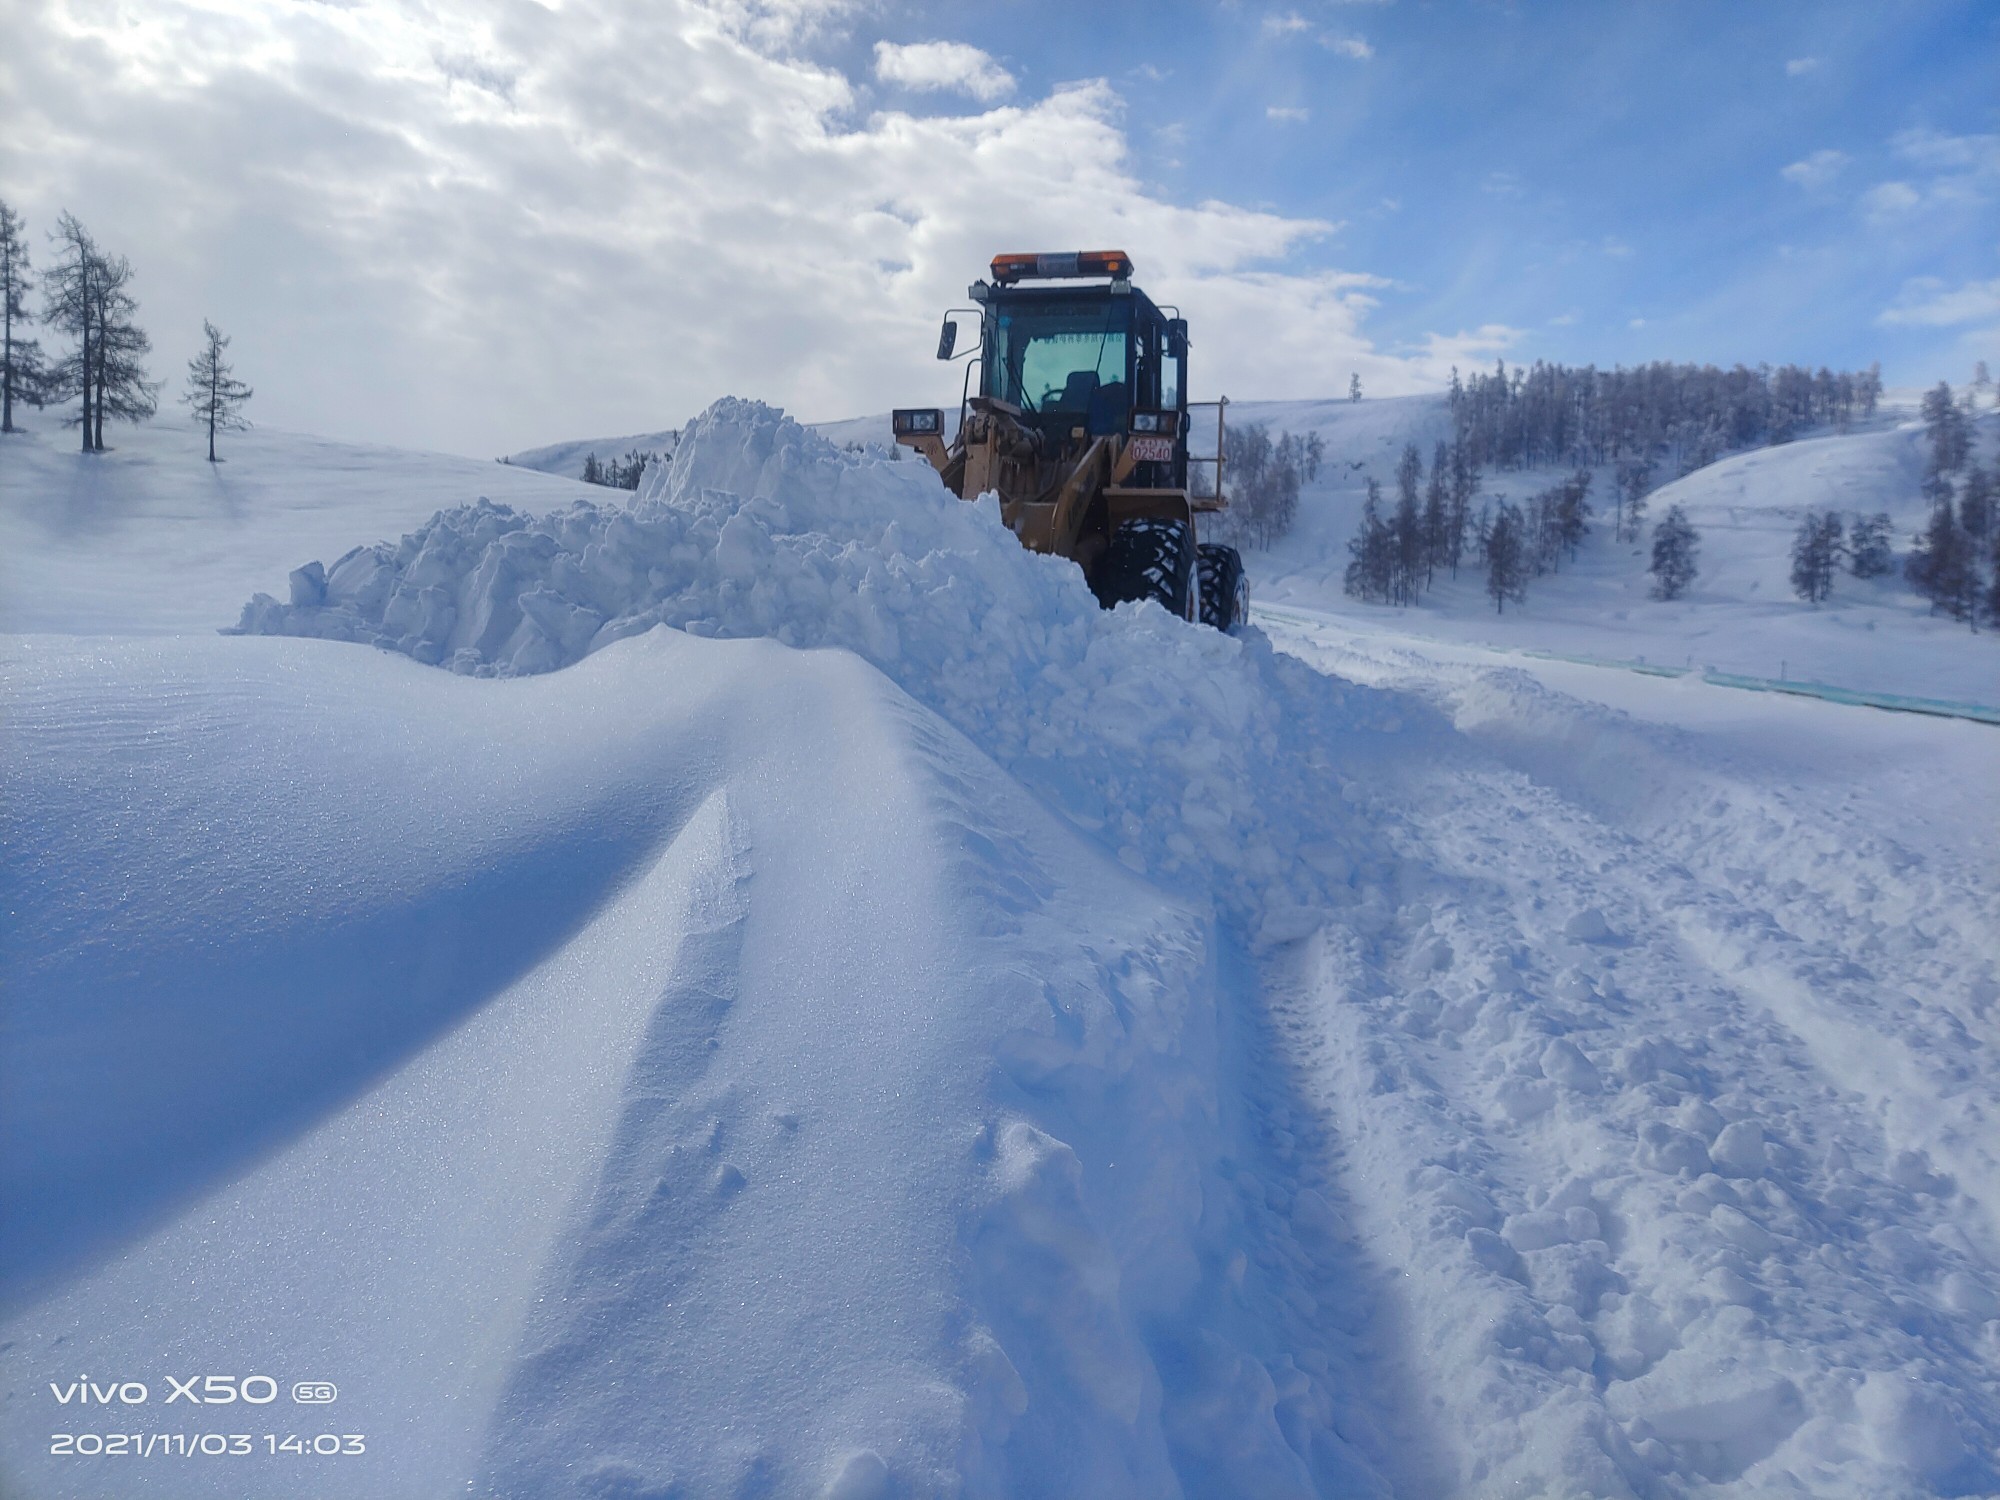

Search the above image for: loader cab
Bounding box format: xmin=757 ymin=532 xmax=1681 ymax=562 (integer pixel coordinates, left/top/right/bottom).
xmin=973 ymin=251 xmax=1189 ymax=485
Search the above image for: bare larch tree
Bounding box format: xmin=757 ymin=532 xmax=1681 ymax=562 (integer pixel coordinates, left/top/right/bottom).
xmin=182 ymin=318 xmax=253 ymax=461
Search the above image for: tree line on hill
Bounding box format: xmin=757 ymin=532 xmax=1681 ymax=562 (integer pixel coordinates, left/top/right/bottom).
xmin=1 ymin=200 xmax=252 ymax=458
xmin=1447 ymin=358 xmax=1883 ymax=476
xmin=1342 ymin=438 xmax=1701 ymax=614
xmin=1205 ymin=420 xmax=1323 ymax=550
xmin=1778 ymin=372 xmax=1998 ymax=630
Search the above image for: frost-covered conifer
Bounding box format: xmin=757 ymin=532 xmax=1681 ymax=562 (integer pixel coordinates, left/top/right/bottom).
xmin=1847 ymin=512 xmax=1894 ymax=579
xmin=1959 ymin=464 xmax=1991 ymax=546
xmin=1906 ymin=500 xmax=1977 ymax=624
xmin=1421 ymin=441 xmax=1449 ymax=587
xmin=1485 ymin=501 xmax=1528 ymax=613
xmin=1921 ymin=382 xmax=1971 ymax=478
xmin=1649 ymin=505 xmax=1699 ymax=600
xmin=1789 ymin=510 xmax=1843 ymax=603
xmin=1614 ymin=457 xmax=1654 ymax=542
xmin=1445 ymin=440 xmax=1478 ymax=575
xmin=1342 ymin=477 xmax=1393 ymax=604
xmin=1391 ymin=453 xmax=1424 ymax=605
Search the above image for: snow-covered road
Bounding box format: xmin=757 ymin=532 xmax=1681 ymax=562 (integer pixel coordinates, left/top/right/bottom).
xmin=1260 ymin=605 xmax=2000 ymax=1494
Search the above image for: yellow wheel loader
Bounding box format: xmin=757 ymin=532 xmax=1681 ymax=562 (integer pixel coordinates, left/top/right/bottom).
xmin=894 ymin=251 xmax=1247 ymax=630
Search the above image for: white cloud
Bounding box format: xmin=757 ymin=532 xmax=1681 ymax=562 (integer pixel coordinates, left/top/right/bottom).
xmin=1415 ymin=324 xmax=1519 ymax=369
xmin=1267 ymin=106 xmax=1310 ymax=123
xmin=1892 ymin=127 xmax=2000 ymax=176
xmin=1262 ymin=13 xmax=1313 ymax=36
xmin=2 ymin=0 xmax=1453 ymax=454
xmin=1323 ymin=36 xmax=1374 ymax=59
xmin=1780 ymin=149 xmax=1848 ymax=189
xmin=709 ymin=0 xmax=859 ymax=48
xmin=1862 ymin=181 xmax=1923 ymax=221
xmin=873 ymin=40 xmax=1015 ymax=102
xmin=1785 ymin=56 xmax=1820 ymax=76
xmin=1878 ymin=276 xmax=2000 ymax=328
xmin=1853 ymin=129 xmax=2000 ymax=224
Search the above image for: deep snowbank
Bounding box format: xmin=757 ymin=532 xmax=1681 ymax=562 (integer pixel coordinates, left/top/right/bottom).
xmin=0 ymin=629 xmax=1407 ymax=1499
xmin=235 ymin=397 xmax=1406 ymax=937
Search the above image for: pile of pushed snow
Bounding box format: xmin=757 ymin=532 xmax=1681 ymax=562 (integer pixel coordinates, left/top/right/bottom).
xmin=235 ymin=397 xmax=1404 ymax=936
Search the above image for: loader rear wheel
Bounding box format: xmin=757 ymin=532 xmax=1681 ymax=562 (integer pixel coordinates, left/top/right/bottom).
xmin=1197 ymin=544 xmax=1248 ymax=631
xmin=1091 ymin=518 xmax=1196 ymax=619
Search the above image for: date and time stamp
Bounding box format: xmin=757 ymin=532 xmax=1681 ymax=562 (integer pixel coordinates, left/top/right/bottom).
xmin=46 ymin=1373 xmax=366 ymax=1460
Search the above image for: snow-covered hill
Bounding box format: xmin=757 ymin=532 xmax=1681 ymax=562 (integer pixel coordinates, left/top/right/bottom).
xmin=2 ymin=404 xmax=1997 ymax=1498
xmin=1224 ymin=393 xmax=1999 ymax=708
xmin=0 ymin=415 xmax=598 ymax=634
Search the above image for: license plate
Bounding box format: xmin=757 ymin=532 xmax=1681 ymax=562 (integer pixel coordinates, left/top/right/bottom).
xmin=1128 ymin=436 xmax=1174 ymax=463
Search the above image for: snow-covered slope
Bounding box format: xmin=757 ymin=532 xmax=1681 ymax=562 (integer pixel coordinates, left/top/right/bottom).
xmin=505 ymin=428 xmax=682 ymax=480
xmin=1221 ymin=395 xmax=1998 ymax=707
xmin=0 ymin=414 xmax=597 ymax=634
xmin=3 ymin=403 xmax=1997 ymax=1498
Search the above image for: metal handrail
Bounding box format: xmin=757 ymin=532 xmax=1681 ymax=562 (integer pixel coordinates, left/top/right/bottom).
xmin=1184 ymin=396 xmax=1228 ymax=500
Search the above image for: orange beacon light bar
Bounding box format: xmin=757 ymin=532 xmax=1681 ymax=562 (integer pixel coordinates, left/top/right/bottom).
xmin=989 ymin=250 xmax=1134 ymax=284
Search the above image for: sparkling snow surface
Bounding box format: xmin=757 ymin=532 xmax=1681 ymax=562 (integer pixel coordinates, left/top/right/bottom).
xmin=1 ymin=402 xmax=1996 ymax=1498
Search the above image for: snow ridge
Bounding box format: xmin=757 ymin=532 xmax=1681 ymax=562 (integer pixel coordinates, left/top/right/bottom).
xmin=233 ymin=396 xmax=1400 ymax=937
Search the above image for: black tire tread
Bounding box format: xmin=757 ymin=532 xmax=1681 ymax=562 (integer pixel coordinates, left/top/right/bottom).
xmin=1092 ymin=518 xmax=1196 ymax=619
xmin=1196 ymin=543 xmax=1248 ymax=631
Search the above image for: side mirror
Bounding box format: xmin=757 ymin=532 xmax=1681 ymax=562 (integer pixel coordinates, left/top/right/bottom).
xmin=936 ymin=317 xmax=958 ymax=361
xmin=1167 ymin=318 xmax=1188 ymax=359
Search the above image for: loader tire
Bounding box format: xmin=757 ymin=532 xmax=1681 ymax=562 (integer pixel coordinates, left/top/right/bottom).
xmin=1197 ymin=544 xmax=1248 ymax=631
xmin=1092 ymin=518 xmax=1196 ymax=620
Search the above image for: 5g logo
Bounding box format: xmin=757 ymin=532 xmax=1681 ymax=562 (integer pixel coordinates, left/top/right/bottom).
xmin=292 ymin=1382 xmax=338 ymax=1404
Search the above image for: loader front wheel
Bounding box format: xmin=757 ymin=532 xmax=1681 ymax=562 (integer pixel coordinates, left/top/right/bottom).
xmin=1092 ymin=518 xmax=1196 ymax=620
xmin=1197 ymin=544 xmax=1248 ymax=631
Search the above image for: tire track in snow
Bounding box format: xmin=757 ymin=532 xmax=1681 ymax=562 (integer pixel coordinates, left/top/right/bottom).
xmin=1267 ymin=638 xmax=2000 ymax=1496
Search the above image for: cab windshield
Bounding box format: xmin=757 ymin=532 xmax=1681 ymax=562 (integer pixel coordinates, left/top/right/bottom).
xmin=986 ymin=298 xmax=1130 ymax=429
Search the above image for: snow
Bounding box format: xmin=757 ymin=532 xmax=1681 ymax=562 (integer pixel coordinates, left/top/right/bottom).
xmin=504 ymin=414 xmax=890 ymax=481
xmin=1229 ymin=392 xmax=2000 ymax=709
xmin=0 ymin=414 xmax=600 ymax=635
xmin=3 ymin=397 xmax=1999 ymax=1498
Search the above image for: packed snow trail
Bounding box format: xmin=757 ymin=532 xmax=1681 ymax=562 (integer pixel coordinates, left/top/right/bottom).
xmin=1260 ymin=609 xmax=2000 ymax=1495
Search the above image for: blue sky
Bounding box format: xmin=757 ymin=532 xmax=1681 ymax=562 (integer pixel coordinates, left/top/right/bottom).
xmin=3 ymin=0 xmax=1994 ymax=455
xmin=850 ymin=0 xmax=2000 ymax=378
